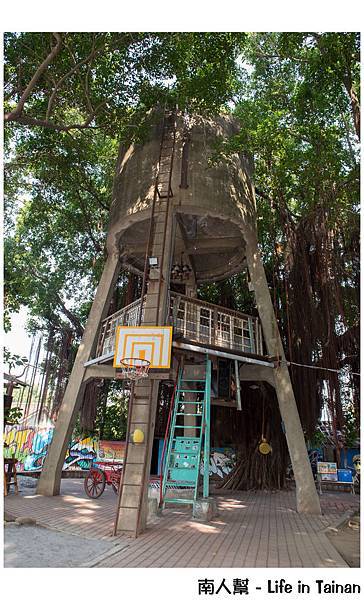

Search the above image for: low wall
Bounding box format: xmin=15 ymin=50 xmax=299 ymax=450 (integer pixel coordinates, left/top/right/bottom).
xmin=4 ymin=417 xmax=125 ymax=473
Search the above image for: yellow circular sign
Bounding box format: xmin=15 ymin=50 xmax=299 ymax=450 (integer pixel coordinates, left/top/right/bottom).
xmin=259 ymin=440 xmax=272 ymax=455
xmin=132 ymin=429 xmax=145 ymax=444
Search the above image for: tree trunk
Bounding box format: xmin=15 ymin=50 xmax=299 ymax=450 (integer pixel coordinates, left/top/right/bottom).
xmin=244 ymin=227 xmax=321 ymax=514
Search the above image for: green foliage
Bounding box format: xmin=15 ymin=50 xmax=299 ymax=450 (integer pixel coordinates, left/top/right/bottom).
xmin=3 ymin=348 xmax=28 ymax=373
xmin=308 ymin=428 xmax=327 ymax=449
xmin=95 ymin=384 xmax=129 ymax=440
xmin=5 ymin=406 xmax=23 ymax=426
xmin=4 ymin=32 xmax=244 ymax=133
xmin=4 ymin=32 xmax=360 ymax=440
xmin=341 ymin=399 xmax=359 ymax=448
xmin=4 ymin=32 xmax=245 ymax=337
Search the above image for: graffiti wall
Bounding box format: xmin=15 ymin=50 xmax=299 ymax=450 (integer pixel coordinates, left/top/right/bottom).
xmin=4 ymin=419 xmax=55 ymax=471
xmin=209 ymin=448 xmax=236 ymax=479
xmin=5 ymin=412 xmax=230 ymax=477
xmin=197 ymin=447 xmax=236 ymax=479
xmin=4 ymin=413 xmax=125 ymax=472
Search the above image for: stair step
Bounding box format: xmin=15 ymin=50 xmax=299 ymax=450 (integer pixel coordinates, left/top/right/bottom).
xmin=168 ymin=465 xmax=198 ymax=471
xmin=171 ymin=450 xmax=199 ymax=455
xmin=161 ymin=358 xmax=211 ymax=508
xmin=164 ymin=498 xmax=194 ymax=505
xmin=165 ymin=481 xmax=196 ymax=487
xmin=177 ymin=400 xmax=203 ymax=404
xmin=174 ymin=425 xmax=202 ymax=429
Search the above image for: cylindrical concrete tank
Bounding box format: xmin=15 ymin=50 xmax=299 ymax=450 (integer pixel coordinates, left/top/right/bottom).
xmin=108 ymin=111 xmax=256 ymax=283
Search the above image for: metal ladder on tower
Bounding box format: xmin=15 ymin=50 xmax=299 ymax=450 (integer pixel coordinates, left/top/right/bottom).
xmin=157 ymin=109 xmax=176 ymax=199
xmin=139 ymin=106 xmax=177 ymax=326
xmin=161 ymin=357 xmax=212 ymax=506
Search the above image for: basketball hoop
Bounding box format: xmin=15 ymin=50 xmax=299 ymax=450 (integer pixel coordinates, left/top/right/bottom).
xmin=119 ymin=358 xmax=150 ymax=381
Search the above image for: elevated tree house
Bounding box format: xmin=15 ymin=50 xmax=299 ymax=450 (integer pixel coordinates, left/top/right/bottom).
xmin=38 ymin=108 xmax=321 ymax=536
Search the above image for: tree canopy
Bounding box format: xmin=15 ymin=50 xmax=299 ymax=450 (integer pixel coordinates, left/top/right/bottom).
xmin=4 ymin=31 xmax=244 ymax=333
xmin=4 ymin=31 xmax=360 ymax=448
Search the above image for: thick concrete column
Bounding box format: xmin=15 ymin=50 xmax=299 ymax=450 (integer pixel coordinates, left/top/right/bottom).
xmin=116 ymin=202 xmax=175 ymax=536
xmin=115 ymin=378 xmax=159 ymax=536
xmin=239 ymin=363 xmax=275 ymax=386
xmin=37 ymin=249 xmax=121 ymax=496
xmin=244 ymin=228 xmax=321 ymax=515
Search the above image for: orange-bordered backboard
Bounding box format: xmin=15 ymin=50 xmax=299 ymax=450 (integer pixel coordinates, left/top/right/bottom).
xmin=113 ymin=326 xmax=173 ymax=369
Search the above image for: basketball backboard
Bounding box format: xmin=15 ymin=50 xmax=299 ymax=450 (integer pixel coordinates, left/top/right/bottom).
xmin=113 ymin=326 xmax=173 ymax=369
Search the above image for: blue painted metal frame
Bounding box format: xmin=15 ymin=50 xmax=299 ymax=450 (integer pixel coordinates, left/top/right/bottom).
xmin=161 ymin=357 xmax=212 ymax=506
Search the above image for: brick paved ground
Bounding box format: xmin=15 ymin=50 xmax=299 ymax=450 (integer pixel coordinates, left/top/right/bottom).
xmin=5 ymin=479 xmax=359 ymax=567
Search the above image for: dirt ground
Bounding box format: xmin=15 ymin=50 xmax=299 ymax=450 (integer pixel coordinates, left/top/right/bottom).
xmin=4 ymin=522 xmax=126 ymax=568
xmin=326 ymin=513 xmax=360 ymax=568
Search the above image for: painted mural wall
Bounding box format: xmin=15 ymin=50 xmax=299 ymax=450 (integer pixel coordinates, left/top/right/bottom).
xmin=4 ymin=412 xmax=125 ymax=472
xmin=4 ymin=410 xmax=234 ymax=477
xmin=209 ymin=448 xmax=236 ymax=478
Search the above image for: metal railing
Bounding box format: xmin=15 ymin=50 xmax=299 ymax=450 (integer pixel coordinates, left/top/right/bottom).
xmin=96 ymin=292 xmax=263 ymax=358
xmin=169 ymin=292 xmax=263 ymax=355
xmin=96 ymin=297 xmax=145 ymax=357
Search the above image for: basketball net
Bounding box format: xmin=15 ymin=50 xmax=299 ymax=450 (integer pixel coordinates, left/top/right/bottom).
xmin=117 ymin=357 xmax=150 ymax=381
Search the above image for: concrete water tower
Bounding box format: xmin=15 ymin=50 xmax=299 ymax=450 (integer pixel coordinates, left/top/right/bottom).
xmin=38 ymin=108 xmax=321 ymax=536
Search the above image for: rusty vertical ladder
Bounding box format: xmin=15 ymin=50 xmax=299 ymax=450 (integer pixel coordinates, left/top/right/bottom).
xmin=139 ymin=107 xmax=177 ymax=327
xmin=114 ymin=108 xmax=178 ymax=534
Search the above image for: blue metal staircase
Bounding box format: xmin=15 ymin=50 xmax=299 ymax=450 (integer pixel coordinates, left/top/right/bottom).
xmin=161 ymin=357 xmax=211 ymax=506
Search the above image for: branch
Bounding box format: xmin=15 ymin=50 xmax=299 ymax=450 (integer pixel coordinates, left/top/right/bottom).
xmin=255 ymin=187 xmax=298 ymax=223
xmin=5 ymin=33 xmax=63 ymax=123
xmin=79 ymin=180 xmax=109 ymax=211
xmin=63 ymin=34 xmax=98 ymax=117
xmin=75 ymin=190 xmax=104 ymax=254
xmin=6 ymin=105 xmax=104 ymax=132
xmin=56 ymin=296 xmax=84 ymax=338
xmin=33 ymin=267 xmax=84 ymax=338
xmin=46 ymin=35 xmax=101 ymax=120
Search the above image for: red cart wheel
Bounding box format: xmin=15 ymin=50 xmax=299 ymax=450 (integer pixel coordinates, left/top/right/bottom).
xmin=111 ymin=468 xmax=122 ymax=494
xmin=84 ymin=468 xmax=106 ymax=498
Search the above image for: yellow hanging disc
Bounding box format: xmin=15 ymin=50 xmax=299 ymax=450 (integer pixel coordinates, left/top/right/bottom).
xmin=258 ymin=438 xmax=272 ymax=455
xmin=132 ymin=429 xmax=145 ymax=444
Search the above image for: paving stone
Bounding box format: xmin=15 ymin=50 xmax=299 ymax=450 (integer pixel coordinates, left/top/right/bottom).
xmin=4 ymin=478 xmax=357 ymax=568
xmin=15 ymin=516 xmax=37 ymax=525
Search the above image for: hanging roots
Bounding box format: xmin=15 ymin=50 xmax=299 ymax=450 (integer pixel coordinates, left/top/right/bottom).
xmin=213 ymin=382 xmax=289 ymax=491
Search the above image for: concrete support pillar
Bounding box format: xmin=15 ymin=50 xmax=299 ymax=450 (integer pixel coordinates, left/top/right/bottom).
xmin=116 ymin=202 xmax=175 ymax=536
xmin=244 ymin=228 xmax=321 ymax=515
xmin=239 ymin=364 xmax=275 ymax=386
xmin=37 ymin=250 xmax=121 ymax=496
xmin=115 ymin=379 xmax=160 ymax=535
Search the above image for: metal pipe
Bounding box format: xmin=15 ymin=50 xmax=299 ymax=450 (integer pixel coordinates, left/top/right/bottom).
xmin=173 ymin=341 xmax=274 ymax=368
xmin=234 ymin=359 xmax=242 ymax=410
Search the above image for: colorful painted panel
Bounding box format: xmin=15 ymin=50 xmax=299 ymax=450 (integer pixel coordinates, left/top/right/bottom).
xmin=197 ymin=447 xmax=236 ymax=479
xmin=97 ymin=440 xmax=126 ymax=461
xmin=4 ymin=415 xmax=126 ymax=472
